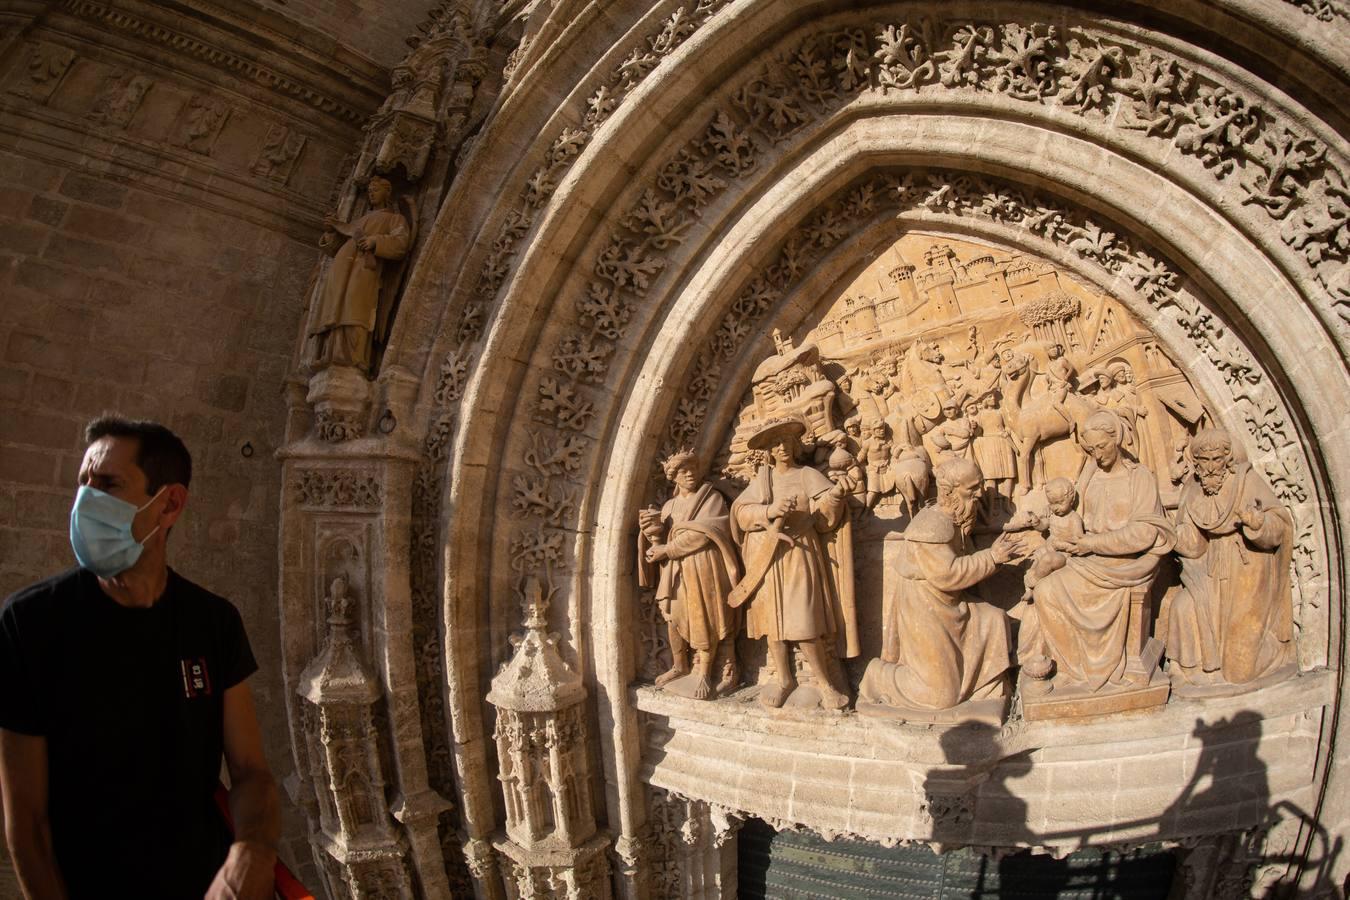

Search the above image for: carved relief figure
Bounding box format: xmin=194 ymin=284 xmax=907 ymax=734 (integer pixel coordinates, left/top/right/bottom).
xmin=1045 ymin=342 xmax=1075 ymax=392
xmin=306 ymin=176 xmax=412 ymax=375
xmin=1166 ymin=428 xmax=1295 ymax=688
xmin=637 ymin=451 xmax=742 ymax=699
xmin=890 ymin=439 xmax=932 ymax=518
xmin=972 ymin=391 xmax=1017 ymax=508
xmin=1000 ymin=357 xmax=1101 ymax=493
xmin=928 ymin=392 xmax=975 ymax=462
xmin=1017 ymin=411 xmax=1176 ymax=690
xmin=856 ymin=420 xmax=892 ymax=508
xmin=1009 ymin=478 xmax=1084 ymax=602
xmin=858 ymin=458 xmax=1023 ymax=714
xmin=729 ymin=419 xmax=857 ymax=709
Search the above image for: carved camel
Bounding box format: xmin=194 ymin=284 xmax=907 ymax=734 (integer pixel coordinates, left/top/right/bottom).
xmin=999 ymin=361 xmax=1101 ymax=492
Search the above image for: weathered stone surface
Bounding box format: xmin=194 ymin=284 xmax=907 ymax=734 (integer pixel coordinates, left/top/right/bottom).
xmin=6 ymin=0 xmax=1349 ymax=897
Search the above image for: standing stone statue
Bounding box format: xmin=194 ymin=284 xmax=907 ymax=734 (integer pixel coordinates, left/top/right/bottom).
xmin=729 ymin=419 xmax=857 ymax=710
xmin=637 ymin=451 xmax=742 ymax=700
xmin=858 ymin=458 xmax=1023 ymax=715
xmin=1166 ymin=428 xmax=1295 ymax=688
xmin=306 ymin=176 xmax=412 ymax=374
xmin=1017 ymin=411 xmax=1175 ymax=691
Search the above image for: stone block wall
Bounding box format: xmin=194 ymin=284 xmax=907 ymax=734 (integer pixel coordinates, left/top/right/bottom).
xmin=0 ymin=0 xmax=391 ymax=886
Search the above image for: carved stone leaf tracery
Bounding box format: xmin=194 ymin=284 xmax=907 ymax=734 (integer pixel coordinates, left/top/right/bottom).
xmin=296 ymin=469 xmax=383 ymax=509
xmin=400 ymin=10 xmax=1341 ymax=893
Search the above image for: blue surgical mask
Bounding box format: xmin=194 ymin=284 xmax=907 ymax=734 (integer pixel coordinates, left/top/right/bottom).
xmin=69 ymin=485 xmax=165 ymax=577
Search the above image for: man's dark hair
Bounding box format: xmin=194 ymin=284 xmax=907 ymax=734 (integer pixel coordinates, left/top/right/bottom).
xmin=84 ymin=415 xmax=192 ymax=492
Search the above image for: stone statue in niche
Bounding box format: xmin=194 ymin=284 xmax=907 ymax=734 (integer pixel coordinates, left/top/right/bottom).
xmin=857 ymin=458 xmax=1024 ymax=722
xmin=637 ymin=451 xmax=743 ymax=700
xmin=1165 ymin=428 xmax=1295 ymax=692
xmin=729 ymin=419 xmax=857 ymax=710
xmin=1017 ymin=411 xmax=1176 ymax=716
xmin=306 ymin=176 xmax=414 ymax=376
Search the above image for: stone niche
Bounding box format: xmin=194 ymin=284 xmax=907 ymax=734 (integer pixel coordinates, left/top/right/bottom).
xmin=633 ymin=233 xmax=1329 ymax=890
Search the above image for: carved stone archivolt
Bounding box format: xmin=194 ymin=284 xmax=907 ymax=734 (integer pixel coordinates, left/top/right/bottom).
xmin=276 ymin=1 xmax=1349 ymax=897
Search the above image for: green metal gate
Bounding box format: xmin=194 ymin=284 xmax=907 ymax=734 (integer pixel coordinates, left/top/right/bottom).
xmin=737 ymin=819 xmax=1178 ymax=899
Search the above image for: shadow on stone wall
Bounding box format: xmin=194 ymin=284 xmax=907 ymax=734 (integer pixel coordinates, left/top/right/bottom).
xmin=662 ymin=709 xmax=1345 ymax=898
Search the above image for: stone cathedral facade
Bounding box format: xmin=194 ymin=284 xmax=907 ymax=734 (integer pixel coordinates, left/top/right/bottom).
xmin=2 ymin=0 xmax=1349 ymax=897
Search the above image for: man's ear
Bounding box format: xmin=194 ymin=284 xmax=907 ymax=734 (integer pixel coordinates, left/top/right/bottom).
xmin=160 ymin=484 xmax=189 ymax=530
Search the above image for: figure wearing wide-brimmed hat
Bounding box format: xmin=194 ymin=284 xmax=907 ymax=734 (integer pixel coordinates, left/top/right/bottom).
xmin=729 ymin=418 xmax=858 ymax=710
xmin=638 ymin=450 xmax=742 ymax=700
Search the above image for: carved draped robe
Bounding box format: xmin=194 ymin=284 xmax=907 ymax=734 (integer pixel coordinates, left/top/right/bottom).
xmin=1020 ymin=460 xmax=1175 ymax=689
xmin=307 ymin=206 xmax=411 ymax=372
xmin=731 ymin=465 xmax=858 ymax=657
xmin=637 ymin=484 xmax=741 ymax=652
xmin=859 ymin=507 xmax=1012 ymax=710
xmin=1166 ymin=464 xmax=1294 ymax=685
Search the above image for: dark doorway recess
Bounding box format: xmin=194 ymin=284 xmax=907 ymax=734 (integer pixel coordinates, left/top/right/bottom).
xmin=737 ymin=818 xmax=1178 ymax=898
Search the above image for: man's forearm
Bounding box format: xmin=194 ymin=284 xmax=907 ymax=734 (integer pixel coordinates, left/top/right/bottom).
xmin=8 ymin=823 xmax=68 ymax=900
xmin=228 ymin=769 xmax=280 ymax=851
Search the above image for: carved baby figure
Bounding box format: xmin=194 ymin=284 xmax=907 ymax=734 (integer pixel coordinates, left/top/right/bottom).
xmin=1011 ymin=477 xmax=1085 ymax=602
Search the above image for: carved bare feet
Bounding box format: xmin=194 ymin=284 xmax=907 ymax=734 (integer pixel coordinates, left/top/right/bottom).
xmin=692 ymin=675 xmax=713 ymax=700
xmin=655 ymin=665 xmax=689 ymax=688
xmin=759 ymin=679 xmax=794 ymax=708
xmin=715 ymin=663 xmax=739 ymax=696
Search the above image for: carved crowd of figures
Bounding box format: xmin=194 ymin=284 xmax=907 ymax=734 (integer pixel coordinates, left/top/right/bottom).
xmin=637 ymin=330 xmax=1297 ymax=718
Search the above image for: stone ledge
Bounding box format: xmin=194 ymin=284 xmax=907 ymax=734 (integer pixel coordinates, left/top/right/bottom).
xmin=636 ymin=669 xmax=1333 ymax=848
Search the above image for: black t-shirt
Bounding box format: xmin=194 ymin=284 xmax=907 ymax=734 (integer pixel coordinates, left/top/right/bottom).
xmin=0 ymin=567 xmax=258 ymax=898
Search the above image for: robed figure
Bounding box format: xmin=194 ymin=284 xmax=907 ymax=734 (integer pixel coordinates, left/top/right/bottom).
xmin=1166 ymin=428 xmax=1294 ymax=687
xmin=859 ymin=458 xmax=1022 ymax=713
xmin=1018 ymin=411 xmax=1175 ymax=690
xmin=307 ymin=176 xmax=412 ymax=374
xmin=638 ymin=452 xmax=742 ymax=700
xmin=729 ymin=419 xmax=857 ymax=709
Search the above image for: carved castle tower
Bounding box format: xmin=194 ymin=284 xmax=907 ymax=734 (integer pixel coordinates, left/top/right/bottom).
xmin=297 ymin=577 xmax=415 ymax=898
xmin=487 ymin=577 xmax=611 ymax=899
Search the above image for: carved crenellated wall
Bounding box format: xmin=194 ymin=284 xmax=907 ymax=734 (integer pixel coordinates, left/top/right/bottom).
xmin=274 ymin=1 xmax=1350 ymax=897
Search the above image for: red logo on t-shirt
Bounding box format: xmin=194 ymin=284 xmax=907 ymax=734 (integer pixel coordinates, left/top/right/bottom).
xmin=180 ymin=657 xmax=212 ymax=698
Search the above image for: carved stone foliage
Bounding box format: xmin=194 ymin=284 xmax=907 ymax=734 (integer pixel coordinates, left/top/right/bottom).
xmin=647 ymin=788 xmax=742 ymax=898
xmin=295 ymin=469 xmax=382 ymax=509
xmin=468 ymin=17 xmax=1333 ymax=687
xmin=402 ymin=5 xmax=1338 ymax=891
xmin=1283 ymin=0 xmax=1349 ymax=21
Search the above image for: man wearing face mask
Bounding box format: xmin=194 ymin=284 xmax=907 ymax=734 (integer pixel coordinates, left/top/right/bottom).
xmin=0 ymin=416 xmax=279 ymax=899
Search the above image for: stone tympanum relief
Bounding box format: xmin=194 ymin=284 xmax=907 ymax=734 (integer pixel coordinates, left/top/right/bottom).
xmin=636 ymin=234 xmax=1300 ymax=724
